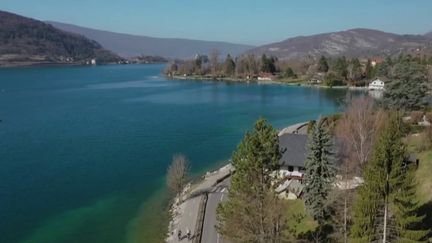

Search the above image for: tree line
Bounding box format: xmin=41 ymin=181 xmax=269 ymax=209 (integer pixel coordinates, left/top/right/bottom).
xmin=165 ymin=50 xmax=432 ymax=88
xmin=165 ymin=51 xmax=281 ymax=79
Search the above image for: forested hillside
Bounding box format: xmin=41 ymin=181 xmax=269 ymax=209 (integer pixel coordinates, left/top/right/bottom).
xmin=0 ymin=10 xmax=120 ymax=66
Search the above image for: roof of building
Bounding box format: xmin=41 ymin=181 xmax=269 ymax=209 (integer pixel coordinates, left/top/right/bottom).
xmin=279 ymin=133 xmax=308 ymax=168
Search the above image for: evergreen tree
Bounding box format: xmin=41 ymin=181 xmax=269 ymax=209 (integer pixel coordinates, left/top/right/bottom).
xmin=392 ymin=169 xmax=429 ymax=242
xmin=333 ymin=56 xmax=348 ymax=81
xmin=383 ymin=60 xmax=428 ymax=110
xmin=193 ymin=55 xmax=203 ymax=74
xmin=350 ymin=114 xmax=428 ymax=242
xmin=217 ymin=118 xmax=286 ymax=242
xmin=304 ymin=118 xmax=336 ymax=225
xmin=376 ymin=61 xmax=390 ymax=77
xmin=260 ymin=54 xmax=277 ymax=74
xmin=224 ymin=54 xmax=236 ymax=76
xmin=318 ymin=56 xmax=329 ymax=73
xmin=364 ymin=59 xmax=373 ymax=79
xmin=284 ymin=67 xmax=296 ymax=78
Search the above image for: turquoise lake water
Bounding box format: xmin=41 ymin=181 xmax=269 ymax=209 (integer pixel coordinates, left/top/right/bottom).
xmin=0 ymin=64 xmax=351 ymax=243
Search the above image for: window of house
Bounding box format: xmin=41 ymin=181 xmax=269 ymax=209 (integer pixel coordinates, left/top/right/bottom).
xmin=288 ymin=166 xmax=294 ymax=172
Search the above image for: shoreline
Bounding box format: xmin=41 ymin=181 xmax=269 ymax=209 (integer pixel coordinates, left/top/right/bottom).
xmin=166 ymin=163 xmax=233 ymax=243
xmin=0 ymin=62 xmax=168 ymax=69
xmin=165 ymin=122 xmax=310 ymax=242
xmin=168 ymin=75 xmax=369 ymax=90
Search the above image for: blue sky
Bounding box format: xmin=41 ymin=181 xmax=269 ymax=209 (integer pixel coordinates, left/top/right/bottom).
xmin=1 ymin=0 xmax=432 ymax=45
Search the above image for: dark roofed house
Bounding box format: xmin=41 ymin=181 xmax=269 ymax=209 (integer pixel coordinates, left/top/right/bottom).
xmin=278 ymin=133 xmax=308 ymax=179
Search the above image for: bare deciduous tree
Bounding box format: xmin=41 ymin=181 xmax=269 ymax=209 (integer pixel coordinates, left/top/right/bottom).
xmin=209 ymin=49 xmax=220 ymax=77
xmin=333 ymin=97 xmax=385 ymax=243
xmin=166 ymin=154 xmax=190 ymax=196
xmin=336 ymin=97 xmax=385 ymax=172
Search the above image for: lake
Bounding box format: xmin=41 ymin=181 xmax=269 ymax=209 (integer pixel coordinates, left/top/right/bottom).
xmin=0 ymin=64 xmax=350 ymax=243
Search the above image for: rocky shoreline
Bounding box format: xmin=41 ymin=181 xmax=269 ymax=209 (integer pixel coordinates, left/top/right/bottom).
xmin=165 ymin=122 xmax=311 ymax=242
xmin=166 ymin=164 xmax=233 ymax=243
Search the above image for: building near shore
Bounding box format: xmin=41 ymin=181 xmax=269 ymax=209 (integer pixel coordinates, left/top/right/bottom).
xmin=278 ymin=133 xmax=308 ymax=179
xmin=258 ymin=72 xmax=275 ymax=81
xmin=368 ymin=78 xmax=385 ymax=90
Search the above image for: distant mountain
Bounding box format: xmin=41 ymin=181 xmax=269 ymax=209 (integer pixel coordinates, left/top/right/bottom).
xmin=425 ymin=31 xmax=432 ymax=38
xmin=47 ymin=21 xmax=254 ymax=59
xmin=248 ymin=28 xmax=432 ymax=60
xmin=0 ymin=10 xmax=121 ymax=66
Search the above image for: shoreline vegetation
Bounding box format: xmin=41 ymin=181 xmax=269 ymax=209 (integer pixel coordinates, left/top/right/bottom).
xmin=167 ymin=74 xmax=369 ymax=90
xmin=165 ymin=87 xmax=432 ymax=242
xmin=164 ymin=51 xmax=432 ymax=89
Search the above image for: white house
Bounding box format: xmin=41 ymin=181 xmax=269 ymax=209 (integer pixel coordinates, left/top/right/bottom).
xmin=368 ymin=79 xmax=385 ymax=90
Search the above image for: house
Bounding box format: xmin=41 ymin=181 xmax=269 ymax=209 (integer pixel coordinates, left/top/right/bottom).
xmin=91 ymin=59 xmax=97 ymax=65
xmin=258 ymin=73 xmax=274 ymax=81
xmin=309 ymin=78 xmax=322 ymax=84
xmin=368 ymin=79 xmax=385 ymax=90
xmin=278 ymin=133 xmax=308 ymax=179
xmin=309 ymin=73 xmax=324 ymax=84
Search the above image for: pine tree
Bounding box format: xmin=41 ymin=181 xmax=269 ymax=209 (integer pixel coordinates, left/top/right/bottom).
xmin=333 ymin=56 xmax=348 ymax=81
xmin=304 ymin=118 xmax=336 ymax=224
xmin=260 ymin=54 xmax=277 ymax=74
xmin=376 ymin=61 xmax=390 ymax=77
xmin=318 ymin=56 xmax=329 ymax=73
xmin=217 ymin=118 xmax=285 ymax=243
xmin=350 ymin=113 xmax=428 ymax=242
xmin=365 ymin=59 xmax=373 ymax=79
xmin=284 ymin=67 xmax=296 ymax=78
xmin=392 ymin=170 xmax=429 ymax=242
xmin=224 ymin=54 xmax=236 ymax=76
xmin=383 ymin=61 xmax=428 ymax=110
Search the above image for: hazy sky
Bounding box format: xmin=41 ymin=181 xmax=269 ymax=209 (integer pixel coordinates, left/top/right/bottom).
xmin=1 ymin=0 xmax=432 ymax=45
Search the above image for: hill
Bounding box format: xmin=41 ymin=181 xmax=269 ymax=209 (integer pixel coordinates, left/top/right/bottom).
xmin=0 ymin=10 xmax=121 ymax=67
xmin=47 ymin=21 xmax=254 ymax=59
xmin=426 ymin=31 xmax=432 ymax=38
xmin=248 ymin=28 xmax=432 ymax=60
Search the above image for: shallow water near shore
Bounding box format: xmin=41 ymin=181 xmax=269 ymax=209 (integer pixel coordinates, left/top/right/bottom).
xmin=0 ymin=64 xmax=352 ymax=242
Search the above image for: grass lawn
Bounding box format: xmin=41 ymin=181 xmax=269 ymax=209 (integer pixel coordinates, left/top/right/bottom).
xmin=415 ymin=150 xmax=432 ymax=203
xmin=405 ymin=134 xmax=432 ymax=203
xmin=282 ymin=199 xmax=317 ymax=239
xmin=406 ymin=133 xmax=432 ymax=241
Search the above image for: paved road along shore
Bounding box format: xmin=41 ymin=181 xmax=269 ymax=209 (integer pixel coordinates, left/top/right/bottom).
xmin=201 ymin=177 xmax=230 ymax=243
xmin=167 ymin=165 xmax=233 ymax=243
xmin=167 ymin=123 xmax=309 ymax=243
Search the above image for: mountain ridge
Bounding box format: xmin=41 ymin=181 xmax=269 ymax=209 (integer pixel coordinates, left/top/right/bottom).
xmin=47 ymin=21 xmax=254 ymax=59
xmin=247 ymin=28 xmax=432 ymax=60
